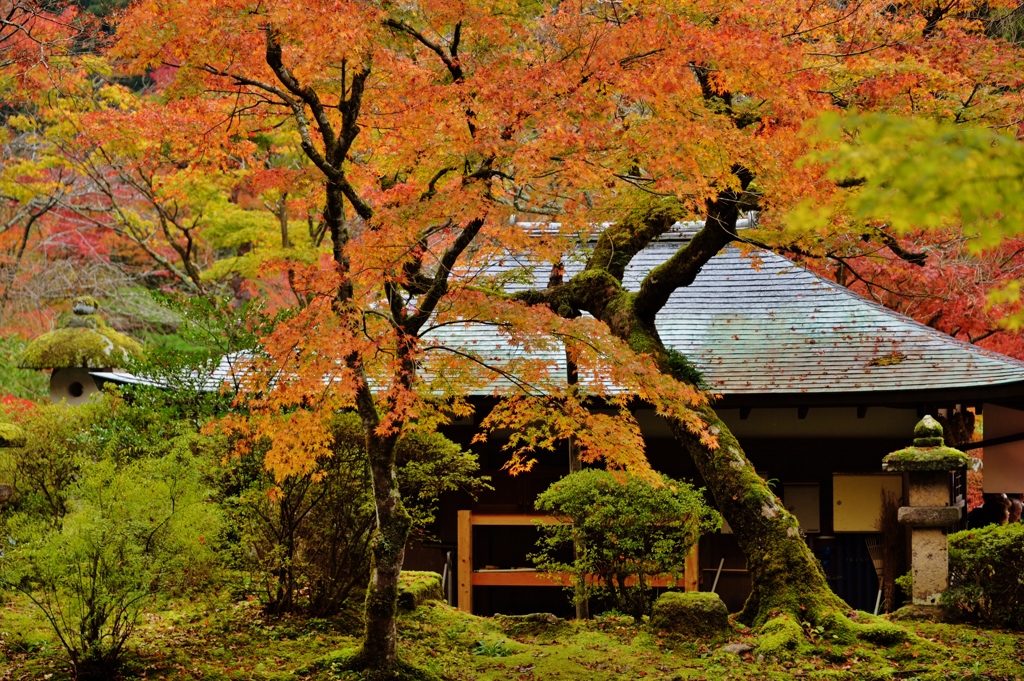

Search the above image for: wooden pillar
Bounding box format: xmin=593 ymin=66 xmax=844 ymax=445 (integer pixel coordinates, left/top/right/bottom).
xmin=457 ymin=510 xmax=472 ymax=613
xmin=684 ymin=543 xmax=700 ymax=592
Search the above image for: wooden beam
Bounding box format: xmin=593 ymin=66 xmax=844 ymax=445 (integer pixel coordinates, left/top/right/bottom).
xmin=470 ymin=513 xmax=564 ymax=526
xmin=961 ymin=430 xmax=1024 ymax=451
xmin=457 ymin=510 xmax=472 ymax=613
xmin=471 ymin=571 xmax=678 ymax=587
xmin=472 ymin=571 xmax=572 ymax=587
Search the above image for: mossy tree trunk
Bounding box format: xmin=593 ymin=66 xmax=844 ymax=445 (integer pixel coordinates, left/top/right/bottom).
xmin=359 ymin=425 xmax=410 ymax=669
xmin=522 ymin=180 xmax=847 ymax=627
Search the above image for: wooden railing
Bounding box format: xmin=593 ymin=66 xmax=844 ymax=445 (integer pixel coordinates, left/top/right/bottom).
xmin=456 ymin=510 xmax=700 ymax=613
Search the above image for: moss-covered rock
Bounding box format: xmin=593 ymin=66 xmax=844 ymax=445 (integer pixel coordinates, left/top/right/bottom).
xmin=0 ymin=422 xmax=26 ymax=448
xmin=881 ymin=446 xmax=969 ymax=472
xmin=649 ymin=591 xmax=730 ymax=639
xmin=888 ymin=604 xmax=952 ymax=623
xmin=397 ymin=571 xmax=442 ymax=612
xmin=494 ymin=612 xmax=568 ymax=640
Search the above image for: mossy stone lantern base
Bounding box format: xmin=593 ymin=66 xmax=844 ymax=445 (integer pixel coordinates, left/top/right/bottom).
xmin=882 ymin=416 xmax=969 ymax=606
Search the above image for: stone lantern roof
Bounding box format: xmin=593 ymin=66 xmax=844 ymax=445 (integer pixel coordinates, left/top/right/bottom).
xmin=19 ymin=297 xmax=143 ymax=371
xmin=882 ymin=415 xmax=971 ymax=472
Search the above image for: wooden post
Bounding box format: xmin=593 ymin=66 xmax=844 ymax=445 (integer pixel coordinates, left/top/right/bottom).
xmin=684 ymin=543 xmax=700 ymax=592
xmin=457 ymin=510 xmax=473 ymax=613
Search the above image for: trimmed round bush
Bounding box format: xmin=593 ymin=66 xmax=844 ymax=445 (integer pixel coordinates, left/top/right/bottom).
xmin=532 ymin=470 xmax=720 ymax=621
xmin=945 ymin=522 xmax=1024 ymax=628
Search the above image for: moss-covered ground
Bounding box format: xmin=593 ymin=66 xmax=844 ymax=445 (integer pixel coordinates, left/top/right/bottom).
xmin=1 ymin=592 xmax=1022 ymax=681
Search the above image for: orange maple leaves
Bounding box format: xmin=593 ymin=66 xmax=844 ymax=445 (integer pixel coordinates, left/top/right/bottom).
xmin=103 ymin=0 xmax=1024 ymax=481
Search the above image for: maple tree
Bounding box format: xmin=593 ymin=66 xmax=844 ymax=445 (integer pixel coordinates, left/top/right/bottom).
xmin=83 ymin=0 xmax=1024 ymax=676
xmin=795 ymin=112 xmax=1024 ymax=348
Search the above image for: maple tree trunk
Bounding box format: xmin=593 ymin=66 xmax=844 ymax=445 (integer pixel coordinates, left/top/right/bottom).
xmin=359 ymin=433 xmax=412 ymax=673
xmin=666 ymin=408 xmax=846 ymax=626
xmin=528 ymin=189 xmax=849 ymax=629
xmin=322 ymin=172 xmax=413 ymax=673
xmin=599 ymin=294 xmax=845 ymax=627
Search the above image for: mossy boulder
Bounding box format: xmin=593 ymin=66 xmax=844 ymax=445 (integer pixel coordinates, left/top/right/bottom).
xmin=0 ymin=423 xmax=26 ymax=448
xmin=888 ymin=604 xmax=953 ymax=623
xmin=650 ymin=591 xmax=730 ymax=638
xmin=397 ymin=571 xmax=442 ymax=611
xmin=494 ymin=612 xmax=568 ymax=640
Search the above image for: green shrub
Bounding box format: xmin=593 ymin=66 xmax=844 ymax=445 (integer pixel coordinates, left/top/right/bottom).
xmin=0 ymin=335 xmax=48 ymax=402
xmin=1 ymin=446 xmax=220 ymax=680
xmin=531 ymin=470 xmax=719 ymax=620
xmin=945 ymin=522 xmax=1024 ymax=628
xmin=0 ymin=393 xmax=223 ymax=679
xmin=229 ymin=412 xmax=487 ymax=617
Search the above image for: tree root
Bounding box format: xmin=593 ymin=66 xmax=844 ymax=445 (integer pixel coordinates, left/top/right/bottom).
xmin=305 ymin=647 xmax=441 ymax=681
xmin=752 ymin=607 xmax=928 ymax=665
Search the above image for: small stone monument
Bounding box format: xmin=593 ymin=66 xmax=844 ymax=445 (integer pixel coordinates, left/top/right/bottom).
xmin=882 ymin=415 xmax=969 ymax=606
xmin=20 ymin=297 xmax=143 ymax=405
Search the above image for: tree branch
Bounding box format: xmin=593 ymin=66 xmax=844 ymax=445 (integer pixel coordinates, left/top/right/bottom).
xmin=633 ymin=166 xmax=754 ymax=322
xmin=264 ymin=28 xmax=338 ymax=157
xmin=586 ymin=202 xmax=682 ymax=281
xmin=403 ymin=217 xmax=486 ymax=335
xmin=383 ymin=18 xmax=464 ymax=82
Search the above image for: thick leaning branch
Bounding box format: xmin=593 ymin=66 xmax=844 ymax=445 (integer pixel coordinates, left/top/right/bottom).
xmin=633 ymin=168 xmax=753 ymax=322
xmin=587 ymin=203 xmax=681 ymax=281
xmin=514 ymin=183 xmax=848 ymax=628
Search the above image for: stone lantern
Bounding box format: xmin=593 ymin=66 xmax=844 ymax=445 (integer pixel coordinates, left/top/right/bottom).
xmin=19 ymin=297 xmax=144 ymax=405
xmin=882 ymin=415 xmax=969 ymax=606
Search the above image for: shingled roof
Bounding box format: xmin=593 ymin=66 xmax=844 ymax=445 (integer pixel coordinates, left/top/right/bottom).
xmin=626 ymin=233 xmax=1024 ymax=404
xmin=93 ymin=223 xmax=1024 ymax=405
xmin=425 ymin=222 xmax=1024 ymax=405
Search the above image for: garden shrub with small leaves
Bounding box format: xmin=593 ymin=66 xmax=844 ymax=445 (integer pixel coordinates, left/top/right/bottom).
xmin=945 ymin=522 xmax=1024 ymax=628
xmin=532 ymin=469 xmax=719 ymax=620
